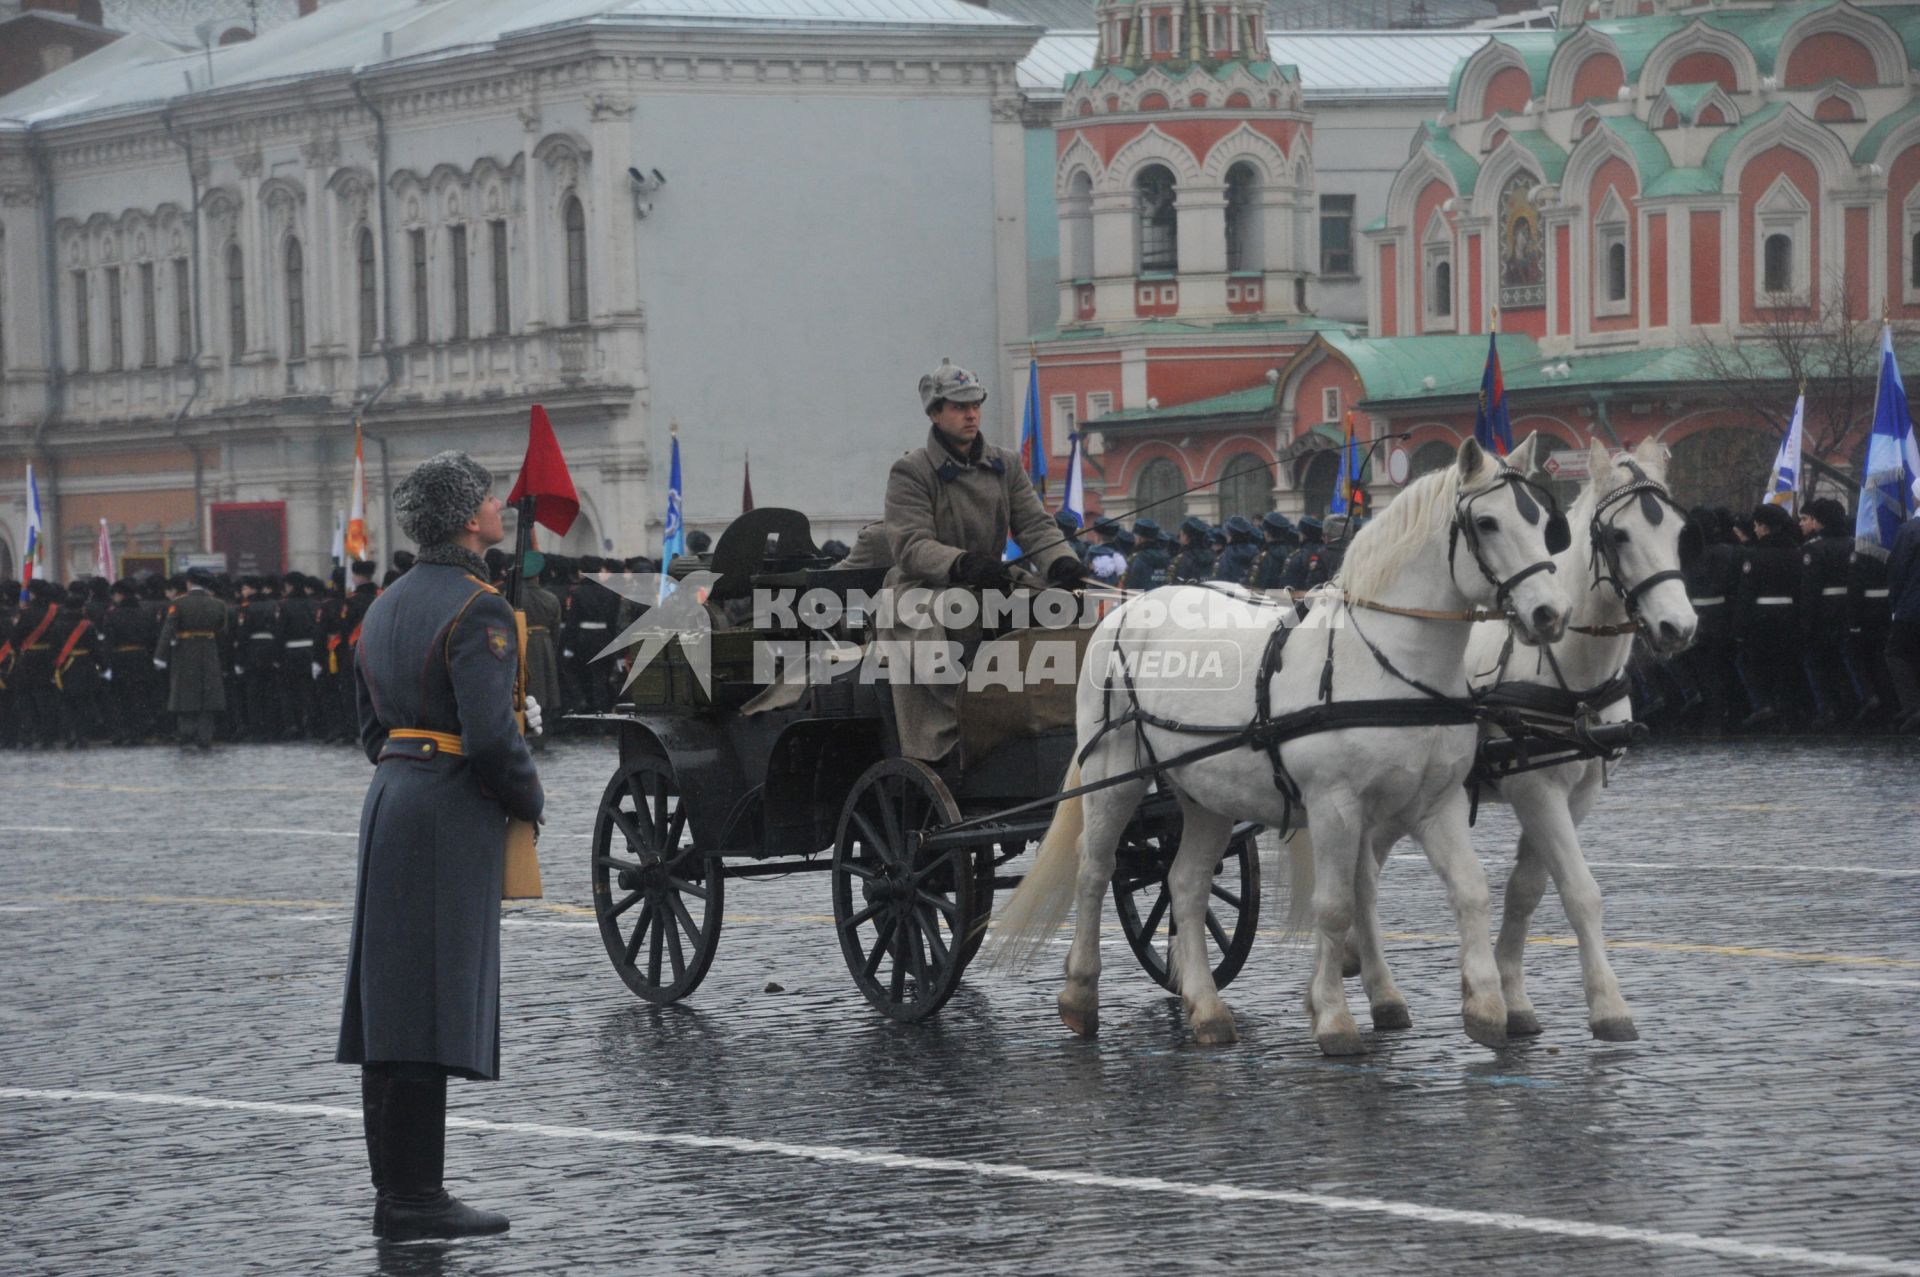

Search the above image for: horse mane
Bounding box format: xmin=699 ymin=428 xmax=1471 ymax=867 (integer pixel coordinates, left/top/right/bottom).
xmin=1335 ymin=460 xmax=1473 ymax=598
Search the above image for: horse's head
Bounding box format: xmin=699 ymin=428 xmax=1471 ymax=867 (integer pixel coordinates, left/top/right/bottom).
xmin=1450 ymin=435 xmax=1570 ymax=647
xmin=1581 ymin=438 xmax=1699 ymax=658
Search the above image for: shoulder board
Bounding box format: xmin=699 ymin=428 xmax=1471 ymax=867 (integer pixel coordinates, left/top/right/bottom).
xmin=463 ymin=574 xmax=500 ymax=595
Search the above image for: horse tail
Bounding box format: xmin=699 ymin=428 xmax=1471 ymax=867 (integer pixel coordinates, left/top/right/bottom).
xmin=1281 ymin=825 xmax=1316 ymax=939
xmin=984 ymin=759 xmax=1084 ymax=972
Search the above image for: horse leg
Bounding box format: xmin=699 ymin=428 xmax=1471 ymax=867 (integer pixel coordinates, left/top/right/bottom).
xmin=1493 ymin=824 xmax=1551 ymax=1037
xmin=1414 ymin=791 xmax=1507 ymax=1050
xmin=1351 ymin=829 xmax=1411 ymax=1031
xmin=1167 ymin=800 xmax=1237 ymax=1046
xmin=1059 ymin=775 xmax=1146 ymax=1038
xmin=1303 ymin=802 xmax=1366 ymax=1056
xmin=1520 ymin=777 xmax=1637 ymax=1042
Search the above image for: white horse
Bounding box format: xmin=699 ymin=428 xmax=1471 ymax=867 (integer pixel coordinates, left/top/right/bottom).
xmin=1343 ymin=437 xmax=1698 ymax=1042
xmin=990 ymin=437 xmax=1571 ymax=1055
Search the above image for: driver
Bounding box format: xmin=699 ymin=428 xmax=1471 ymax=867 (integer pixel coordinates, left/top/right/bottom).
xmin=882 ymin=358 xmax=1086 ymax=770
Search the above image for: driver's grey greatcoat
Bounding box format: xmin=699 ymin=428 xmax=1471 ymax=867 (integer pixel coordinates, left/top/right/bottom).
xmin=336 ymin=557 xmax=544 ymax=1081
xmin=881 ymin=427 xmax=1073 ymax=763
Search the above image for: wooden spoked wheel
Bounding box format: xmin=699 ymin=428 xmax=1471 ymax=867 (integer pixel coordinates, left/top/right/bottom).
xmin=590 ymin=757 xmax=725 ymax=1004
xmin=832 ymin=759 xmax=980 ymax=1022
xmin=1111 ymin=820 xmax=1261 ymax=992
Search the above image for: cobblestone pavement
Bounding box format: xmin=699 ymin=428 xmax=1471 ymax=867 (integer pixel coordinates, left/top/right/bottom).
xmin=1 ymin=735 xmax=1916 ymax=1276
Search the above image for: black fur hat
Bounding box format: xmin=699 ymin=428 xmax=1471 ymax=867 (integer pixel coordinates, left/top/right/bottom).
xmin=392 ymin=451 xmax=493 ymax=548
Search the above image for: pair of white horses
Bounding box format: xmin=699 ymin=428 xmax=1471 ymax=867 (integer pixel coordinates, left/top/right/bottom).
xmin=991 ymin=433 xmax=1698 ymax=1055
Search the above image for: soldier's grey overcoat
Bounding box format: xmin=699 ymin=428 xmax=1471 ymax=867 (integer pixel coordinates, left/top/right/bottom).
xmin=881 ymin=427 xmax=1073 ymax=762
xmin=158 ymin=589 xmax=229 ymax=713
xmin=336 ymin=558 xmax=544 ymax=1081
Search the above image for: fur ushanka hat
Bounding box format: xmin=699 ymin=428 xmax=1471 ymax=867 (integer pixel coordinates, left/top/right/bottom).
xmin=393 ymin=451 xmax=493 ymax=548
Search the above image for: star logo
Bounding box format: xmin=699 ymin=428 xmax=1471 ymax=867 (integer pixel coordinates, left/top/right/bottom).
xmin=588 ymin=572 xmax=723 ymax=696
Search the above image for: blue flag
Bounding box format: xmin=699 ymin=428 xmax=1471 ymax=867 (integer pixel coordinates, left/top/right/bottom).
xmin=1474 ymin=331 xmax=1512 ymax=457
xmin=1020 ymin=356 xmax=1047 ymax=494
xmin=1856 ymin=323 xmax=1920 ymax=555
xmin=661 ymin=429 xmax=685 ymax=600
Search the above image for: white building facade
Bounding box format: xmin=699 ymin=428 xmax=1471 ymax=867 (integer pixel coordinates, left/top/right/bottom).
xmin=0 ymin=0 xmax=1041 ymax=579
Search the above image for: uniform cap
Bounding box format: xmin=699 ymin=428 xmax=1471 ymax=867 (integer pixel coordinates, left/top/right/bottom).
xmin=918 ymin=358 xmax=987 ymax=410
xmin=1297 ymin=515 xmax=1324 ymax=532
xmin=1131 ymin=517 xmax=1163 ymax=540
xmin=1179 ymin=515 xmax=1210 ymax=537
xmin=1226 ymin=515 xmax=1257 ymax=538
xmin=1804 ymin=497 xmax=1848 ymax=533
xmin=393 ymin=450 xmax=494 ymax=548
xmin=1751 ymin=502 xmax=1793 ymax=532
xmin=1053 ymin=510 xmax=1082 ymax=534
xmin=1113 ymin=529 xmax=1137 ymax=551
xmin=1260 ymin=511 xmax=1293 ymax=535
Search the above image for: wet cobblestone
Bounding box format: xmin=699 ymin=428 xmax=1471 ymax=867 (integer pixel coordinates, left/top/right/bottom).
xmin=1 ymin=735 xmax=1916 ymax=1275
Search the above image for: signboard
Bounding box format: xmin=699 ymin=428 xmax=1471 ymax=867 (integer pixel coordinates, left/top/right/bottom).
xmin=1543 ymin=450 xmax=1592 ymax=481
xmin=123 ymin=554 xmax=168 ymax=580
xmin=1386 ymin=447 xmax=1411 ymax=486
xmin=181 ymin=552 xmax=229 ymax=573
xmin=209 ymin=502 xmax=286 ymax=576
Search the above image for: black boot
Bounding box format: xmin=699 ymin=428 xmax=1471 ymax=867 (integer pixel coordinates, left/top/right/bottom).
xmin=375 ymin=1068 xmax=509 ymax=1244
xmin=361 ymin=1067 xmax=393 ymax=1235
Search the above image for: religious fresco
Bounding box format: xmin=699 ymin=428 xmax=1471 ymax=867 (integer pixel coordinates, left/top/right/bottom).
xmin=1498 ymin=173 xmax=1546 ymax=309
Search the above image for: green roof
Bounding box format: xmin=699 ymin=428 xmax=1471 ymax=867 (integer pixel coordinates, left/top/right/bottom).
xmin=1502 ymin=127 xmax=1568 ymax=184
xmin=1062 ymin=58 xmax=1293 ymax=92
xmin=1657 ymin=82 xmax=1717 ymax=123
xmin=1323 ymin=333 xmax=1801 ymax=411
xmin=1421 ymin=121 xmax=1481 ymax=197
xmin=1856 ymin=98 xmax=1920 ymax=164
xmin=1598 ymin=113 xmax=1674 ymax=186
xmin=1700 ymin=98 xmax=1784 ymax=183
xmin=1033 ymin=315 xmax=1346 ymax=345
xmin=1096 ymin=383 xmax=1276 ymax=425
xmin=1579 ymin=14 xmax=1687 ymax=82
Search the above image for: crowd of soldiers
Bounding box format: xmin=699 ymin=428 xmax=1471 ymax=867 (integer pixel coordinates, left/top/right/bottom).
xmin=5 ymin=494 xmax=1916 ymax=745
xmin=0 ymin=547 xmax=664 ymax=750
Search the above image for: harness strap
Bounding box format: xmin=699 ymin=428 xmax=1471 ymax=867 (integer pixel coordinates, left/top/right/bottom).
xmin=1341 ymin=594 xmax=1500 ymax=624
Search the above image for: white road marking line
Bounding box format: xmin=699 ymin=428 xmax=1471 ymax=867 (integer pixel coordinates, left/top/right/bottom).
xmin=0 ymin=905 xmax=41 ymax=912
xmin=0 ymin=1085 xmax=1912 ymax=1275
xmin=0 ymin=825 xmax=357 ymax=839
xmin=1385 ymin=854 xmax=1920 ymax=878
xmin=1815 ymin=976 xmax=1920 ymax=991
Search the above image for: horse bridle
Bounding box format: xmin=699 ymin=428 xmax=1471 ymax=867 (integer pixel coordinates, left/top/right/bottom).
xmin=1585 ymin=460 xmax=1699 ymax=631
xmin=1447 ymin=466 xmax=1570 ymax=622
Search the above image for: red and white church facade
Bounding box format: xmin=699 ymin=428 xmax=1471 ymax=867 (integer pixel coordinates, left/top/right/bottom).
xmin=1032 ymin=0 xmax=1920 ymax=525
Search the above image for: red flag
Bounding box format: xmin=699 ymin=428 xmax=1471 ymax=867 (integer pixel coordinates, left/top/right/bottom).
xmin=507 ymin=404 xmax=579 ymax=535
xmin=742 ymin=450 xmax=754 ymax=514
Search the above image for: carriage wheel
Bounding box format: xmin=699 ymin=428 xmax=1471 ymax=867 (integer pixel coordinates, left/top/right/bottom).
xmin=1112 ymin=821 xmax=1260 ymax=993
xmin=954 ymin=841 xmax=1011 ymax=968
xmin=590 ymin=757 xmax=724 ymax=1004
xmin=832 ymin=759 xmax=980 ymax=1023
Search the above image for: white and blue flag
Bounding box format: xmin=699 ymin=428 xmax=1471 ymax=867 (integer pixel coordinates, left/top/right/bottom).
xmin=1061 ymin=430 xmax=1086 ymax=530
xmin=661 ymin=426 xmax=685 ymax=600
xmin=1855 ymin=323 xmax=1920 ymax=556
xmin=1764 ymin=389 xmax=1804 ymax=513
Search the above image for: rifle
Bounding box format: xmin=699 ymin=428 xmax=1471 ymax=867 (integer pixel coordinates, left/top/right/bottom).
xmin=502 ymin=494 xmax=543 ymax=900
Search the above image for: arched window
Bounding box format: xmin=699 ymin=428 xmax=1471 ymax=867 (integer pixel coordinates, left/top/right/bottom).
xmin=1299 ymin=449 xmax=1340 ymax=517
xmin=1911 ymin=231 xmax=1920 ymax=291
xmin=564 ymin=195 xmax=588 ymax=324
xmin=1224 ymin=162 xmax=1261 ymax=273
xmin=1606 ymin=239 xmax=1628 ymax=302
xmin=225 ymin=242 xmax=245 ymax=357
xmin=1407 ymin=439 xmax=1457 ymax=483
xmin=1433 ymin=258 xmax=1452 ymax=316
xmin=1217 ymin=451 xmax=1271 ymax=522
xmin=1064 ymin=170 xmax=1094 ymax=281
xmin=357 ymin=227 xmax=377 ymax=354
xmin=1134 ymin=457 xmax=1186 ymax=525
xmin=1763 ymin=233 xmax=1792 ymax=295
xmin=1135 ymin=166 xmax=1178 ymax=274
xmin=284 ymin=238 xmax=305 ymax=360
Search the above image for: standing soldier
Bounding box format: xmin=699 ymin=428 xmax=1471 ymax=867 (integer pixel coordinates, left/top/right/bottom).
xmin=278 ymin=574 xmax=322 ymax=739
xmin=521 ymin=564 xmax=564 ymax=747
xmin=0 ymin=582 xmax=18 ymax=749
xmin=1281 ymin=515 xmax=1328 ymax=592
xmin=1213 ymin=516 xmax=1261 ymax=585
xmin=1250 ymin=513 xmax=1298 ymax=592
xmin=156 ymin=569 xmax=230 ymax=750
xmin=48 ymin=584 xmax=105 ymax=746
xmin=1171 ymin=515 xmax=1215 ymax=583
xmin=103 ymin=579 xmax=160 ymax=745
xmin=337 ymin=451 xmax=542 ymax=1243
xmin=238 ymin=575 xmax=283 ymax=741
xmin=1796 ymin=497 xmax=1854 ymax=729
xmin=8 ymin=580 xmax=63 ymax=749
xmin=1845 ymin=534 xmax=1896 ymax=726
xmin=556 ymin=557 xmax=593 ymax=716
xmin=317 ymin=568 xmax=348 ymax=741
xmin=1678 ymin=507 xmax=1739 ymax=733
xmin=338 ymin=560 xmax=380 ymax=734
xmin=569 ymin=557 xmax=620 ymax=712
xmin=1125 ymin=519 xmax=1172 ymax=590
xmin=1731 ymin=503 xmax=1802 ymax=729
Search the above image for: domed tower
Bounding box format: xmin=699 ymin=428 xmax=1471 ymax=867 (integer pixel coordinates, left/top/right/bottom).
xmin=1057 ymin=0 xmax=1313 ymax=326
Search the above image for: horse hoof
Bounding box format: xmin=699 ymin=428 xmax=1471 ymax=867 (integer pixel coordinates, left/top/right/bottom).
xmin=1464 ymin=1016 xmax=1509 ymax=1050
xmin=1506 ymin=1009 xmax=1543 ymax=1037
xmin=1192 ymin=1016 xmax=1238 ymax=1047
xmin=1316 ymin=1030 xmax=1367 ymax=1057
xmin=1591 ymin=1017 xmax=1639 ymax=1042
xmin=1057 ymin=996 xmax=1098 ymax=1038
xmin=1370 ymin=1002 xmax=1412 ymax=1032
